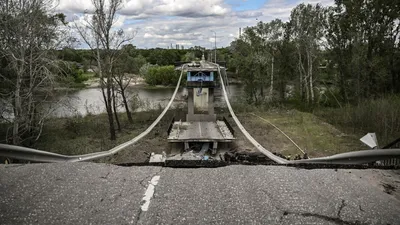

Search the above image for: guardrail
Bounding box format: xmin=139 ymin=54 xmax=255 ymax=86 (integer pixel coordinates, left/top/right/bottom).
xmin=0 ymin=65 xmax=185 ymax=163
xmin=1 ymin=62 xmax=400 ymax=166
xmin=213 ymin=62 xmax=400 ymax=165
xmin=214 ymin=63 xmax=289 ymax=164
xmin=381 ymin=138 xmax=400 ymax=166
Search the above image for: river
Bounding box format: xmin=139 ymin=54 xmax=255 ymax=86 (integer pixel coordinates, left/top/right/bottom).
xmin=48 ymin=85 xmax=244 ymax=118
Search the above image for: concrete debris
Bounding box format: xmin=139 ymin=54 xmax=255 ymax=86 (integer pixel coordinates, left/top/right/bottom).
xmin=149 ymin=152 xmax=167 ymax=163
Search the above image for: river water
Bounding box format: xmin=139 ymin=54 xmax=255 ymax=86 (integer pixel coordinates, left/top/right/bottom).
xmin=48 ymin=85 xmax=244 ymax=118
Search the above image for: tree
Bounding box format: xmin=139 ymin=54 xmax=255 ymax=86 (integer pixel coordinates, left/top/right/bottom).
xmin=290 ymin=3 xmax=327 ymax=104
xmin=0 ymin=0 xmax=65 ymax=145
xmin=326 ymin=0 xmax=400 ymax=102
xmin=231 ymin=20 xmax=287 ymax=103
xmin=75 ymin=0 xmax=133 ymax=140
xmin=114 ymin=56 xmax=134 ymax=124
xmin=255 ymin=19 xmax=285 ymax=100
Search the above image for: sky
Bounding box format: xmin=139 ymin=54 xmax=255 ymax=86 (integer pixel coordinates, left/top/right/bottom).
xmin=56 ymin=0 xmax=334 ymax=49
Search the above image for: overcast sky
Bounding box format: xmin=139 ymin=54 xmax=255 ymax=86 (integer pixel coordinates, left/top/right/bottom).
xmin=57 ymin=0 xmax=334 ymax=49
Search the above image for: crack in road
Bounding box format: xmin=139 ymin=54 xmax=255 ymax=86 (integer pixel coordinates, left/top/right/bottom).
xmin=261 ymin=189 xmax=368 ymax=225
xmin=99 ymin=166 xmax=123 ymax=179
xmin=296 ymin=212 xmax=366 ymax=225
xmin=139 ymin=167 xmax=163 ymax=188
xmin=337 ymin=199 xmax=346 ymax=218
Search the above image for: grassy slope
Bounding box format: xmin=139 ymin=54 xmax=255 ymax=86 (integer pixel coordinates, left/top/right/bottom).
xmin=8 ymin=107 xmax=363 ymax=163
xmin=234 ymin=110 xmax=363 ymax=158
xmin=34 ymin=109 xmax=187 ymax=164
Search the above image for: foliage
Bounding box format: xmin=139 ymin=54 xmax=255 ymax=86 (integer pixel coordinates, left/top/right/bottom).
xmin=182 ymin=52 xmax=196 ymax=61
xmin=314 ymin=95 xmax=400 ymax=146
xmin=144 ymin=65 xmax=180 ymax=86
xmin=75 ymin=0 xmax=135 ymax=140
xmin=139 ymin=63 xmax=157 ymax=77
xmin=231 ymin=0 xmax=400 ymax=106
xmin=59 ymin=62 xmax=89 ymax=83
xmin=0 ymin=0 xmax=66 ymax=145
xmin=326 ymin=0 xmax=400 ymax=103
xmin=231 ymin=19 xmax=290 ymax=104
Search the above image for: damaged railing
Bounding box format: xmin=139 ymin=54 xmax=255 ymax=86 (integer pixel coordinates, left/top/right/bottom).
xmin=213 ymin=63 xmax=400 ymax=165
xmin=0 ymin=65 xmax=185 ymax=163
xmin=1 ymin=62 xmax=400 ymax=165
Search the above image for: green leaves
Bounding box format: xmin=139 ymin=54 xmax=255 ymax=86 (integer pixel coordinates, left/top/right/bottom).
xmin=144 ymin=65 xmax=179 ymax=86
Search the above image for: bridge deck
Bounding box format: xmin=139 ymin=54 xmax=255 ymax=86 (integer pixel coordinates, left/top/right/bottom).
xmin=168 ymin=121 xmax=234 ymax=142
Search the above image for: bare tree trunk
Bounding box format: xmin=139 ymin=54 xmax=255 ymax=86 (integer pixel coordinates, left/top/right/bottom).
xmin=120 ymin=86 xmax=133 ymax=123
xmin=270 ymin=55 xmax=274 ymax=100
xmin=308 ymin=51 xmax=314 ymax=103
xmin=112 ymin=83 xmax=121 ymax=132
xmin=97 ymin=48 xmax=116 ymax=140
xmin=13 ymin=70 xmax=22 ymax=145
xmin=75 ymin=0 xmax=134 ymax=139
xmin=304 ymin=75 xmax=310 ymax=103
xmin=115 ymin=75 xmax=133 ymax=124
xmin=106 ymin=76 xmax=116 ymax=140
xmin=297 ymin=50 xmax=303 ymax=100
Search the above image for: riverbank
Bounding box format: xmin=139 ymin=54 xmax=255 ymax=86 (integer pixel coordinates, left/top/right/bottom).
xmin=84 ymin=75 xmax=147 ymax=88
xmin=9 ymin=106 xmax=362 ymax=164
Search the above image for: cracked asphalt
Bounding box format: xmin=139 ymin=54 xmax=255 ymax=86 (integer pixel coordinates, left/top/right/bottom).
xmin=1 ymin=163 xmax=400 ymax=225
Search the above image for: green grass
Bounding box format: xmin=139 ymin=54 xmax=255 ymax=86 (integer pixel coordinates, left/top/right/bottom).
xmin=3 ymin=96 xmax=394 ymax=162
xmin=235 ymin=109 xmax=363 ymax=158
xmin=33 ymin=110 xmax=162 ymax=156
xmin=82 ymin=72 xmax=96 ymax=79
xmin=313 ymin=95 xmax=400 ymax=147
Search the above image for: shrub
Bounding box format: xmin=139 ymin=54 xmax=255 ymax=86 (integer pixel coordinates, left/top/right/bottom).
xmin=59 ymin=62 xmax=88 ymax=84
xmin=139 ymin=63 xmax=156 ymax=77
xmin=314 ymin=95 xmax=400 ymax=146
xmin=144 ymin=65 xmax=179 ymax=86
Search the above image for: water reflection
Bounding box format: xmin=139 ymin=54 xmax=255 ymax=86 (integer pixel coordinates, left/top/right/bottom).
xmin=48 ymin=85 xmax=243 ymax=118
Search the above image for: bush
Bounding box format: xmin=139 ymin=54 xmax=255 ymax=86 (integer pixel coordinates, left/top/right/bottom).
xmin=314 ymin=95 xmax=400 ymax=146
xmin=74 ymin=69 xmax=89 ymax=83
xmin=59 ymin=62 xmax=88 ymax=84
xmin=144 ymin=65 xmax=180 ymax=86
xmin=139 ymin=63 xmax=156 ymax=77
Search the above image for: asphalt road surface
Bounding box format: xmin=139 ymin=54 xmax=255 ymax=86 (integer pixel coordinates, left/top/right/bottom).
xmin=1 ymin=163 xmax=400 ymax=225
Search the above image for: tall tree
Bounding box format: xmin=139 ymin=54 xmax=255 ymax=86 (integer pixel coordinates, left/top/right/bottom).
xmin=75 ymin=0 xmax=133 ymax=140
xmin=327 ymin=0 xmax=400 ymax=102
xmin=0 ymin=0 xmax=65 ymax=145
xmin=290 ymin=3 xmax=327 ymax=104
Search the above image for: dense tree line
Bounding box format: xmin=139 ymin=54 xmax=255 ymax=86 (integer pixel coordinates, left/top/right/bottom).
xmin=231 ymin=0 xmax=400 ymax=105
xmin=56 ymin=44 xmax=211 ymax=74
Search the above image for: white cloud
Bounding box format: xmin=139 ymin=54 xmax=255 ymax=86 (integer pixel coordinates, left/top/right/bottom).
xmin=56 ymin=0 xmax=334 ymax=48
xmin=55 ymin=0 xmax=94 ymax=13
xmin=120 ymin=0 xmax=230 ymax=17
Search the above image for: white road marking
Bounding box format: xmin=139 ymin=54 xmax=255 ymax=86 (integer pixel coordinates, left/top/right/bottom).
xmin=141 ymin=175 xmax=160 ymax=211
xmin=198 ymin=122 xmax=202 ymax=138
